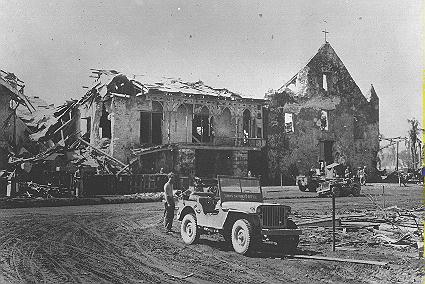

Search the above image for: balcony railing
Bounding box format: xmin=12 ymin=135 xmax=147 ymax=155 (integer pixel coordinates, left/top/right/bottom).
xmin=183 ymin=136 xmax=266 ymax=148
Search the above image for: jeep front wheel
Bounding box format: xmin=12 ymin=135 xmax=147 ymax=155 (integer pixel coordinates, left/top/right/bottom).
xmin=331 ymin=185 xmax=342 ymax=197
xmin=231 ymin=219 xmax=257 ymax=255
xmin=181 ymin=213 xmax=200 ymax=244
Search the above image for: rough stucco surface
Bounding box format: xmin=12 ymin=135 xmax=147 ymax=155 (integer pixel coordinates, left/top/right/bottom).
xmin=111 ymin=96 xmax=150 ymax=162
xmin=231 ymin=150 xmax=248 ymax=177
xmin=176 ymin=148 xmax=195 ymax=177
xmin=266 ymin=43 xmax=379 ymax=185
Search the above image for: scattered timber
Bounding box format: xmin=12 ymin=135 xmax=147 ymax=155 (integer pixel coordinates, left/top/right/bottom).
xmin=290 ymin=255 xmax=388 ymax=266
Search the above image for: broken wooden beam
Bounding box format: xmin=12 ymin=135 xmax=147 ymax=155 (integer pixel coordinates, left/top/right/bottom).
xmin=77 ymin=137 xmax=129 ymax=170
xmin=298 ymin=217 xmax=341 ymax=227
xmin=290 ymin=255 xmax=388 ymax=266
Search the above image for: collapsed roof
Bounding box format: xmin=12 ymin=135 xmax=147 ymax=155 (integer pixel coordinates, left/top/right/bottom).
xmin=81 ymin=69 xmax=262 ymax=105
xmin=0 ymin=70 xmax=34 ymax=112
xmin=16 ymin=96 xmax=56 ymax=130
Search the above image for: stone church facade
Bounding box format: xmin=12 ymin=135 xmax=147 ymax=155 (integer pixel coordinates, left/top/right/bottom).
xmin=264 ymin=42 xmax=379 ymax=184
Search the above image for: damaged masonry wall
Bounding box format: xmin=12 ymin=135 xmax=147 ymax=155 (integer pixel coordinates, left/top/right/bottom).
xmin=265 ymin=42 xmax=379 ymax=184
xmin=81 ymin=73 xmax=265 ymax=177
xmin=0 ymin=72 xmax=34 ymax=170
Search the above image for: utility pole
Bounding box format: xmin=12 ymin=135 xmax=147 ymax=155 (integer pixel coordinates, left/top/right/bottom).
xmin=380 ymin=136 xmax=407 ymax=172
xmin=396 ymin=140 xmax=399 ymax=172
xmin=9 ymin=99 xmax=18 ymax=154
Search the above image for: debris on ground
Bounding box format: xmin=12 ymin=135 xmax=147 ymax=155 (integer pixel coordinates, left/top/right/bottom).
xmin=295 ymin=205 xmax=423 ymax=256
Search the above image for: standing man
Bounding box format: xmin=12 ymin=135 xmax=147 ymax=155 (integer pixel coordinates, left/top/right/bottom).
xmin=163 ymin=172 xmax=176 ymax=233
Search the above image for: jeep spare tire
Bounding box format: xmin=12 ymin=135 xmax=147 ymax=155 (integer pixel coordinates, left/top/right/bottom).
xmin=277 ymin=220 xmax=299 ymax=253
xmin=231 ymin=219 xmax=256 ymax=255
xmin=181 ymin=213 xmax=200 ymax=244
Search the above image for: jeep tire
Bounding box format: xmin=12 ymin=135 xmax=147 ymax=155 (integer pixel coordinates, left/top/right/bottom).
xmin=298 ymin=185 xmax=307 ymax=192
xmin=331 ymin=185 xmax=342 ymax=197
xmin=351 ymin=183 xmax=361 ymax=197
xmin=277 ymin=220 xmax=299 ymax=253
xmin=231 ymin=219 xmax=258 ymax=255
xmin=181 ymin=213 xmax=200 ymax=244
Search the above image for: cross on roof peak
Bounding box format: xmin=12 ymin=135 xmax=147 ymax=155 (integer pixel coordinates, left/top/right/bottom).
xmin=322 ymin=28 xmax=329 ymax=43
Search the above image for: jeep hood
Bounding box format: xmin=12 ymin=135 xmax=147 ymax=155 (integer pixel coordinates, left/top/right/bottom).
xmin=221 ymin=201 xmax=290 ymax=213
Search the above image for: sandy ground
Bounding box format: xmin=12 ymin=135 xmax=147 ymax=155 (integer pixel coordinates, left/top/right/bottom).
xmin=0 ymin=183 xmax=423 ymax=284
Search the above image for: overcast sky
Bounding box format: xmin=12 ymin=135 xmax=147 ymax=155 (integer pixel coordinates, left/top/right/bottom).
xmin=0 ymin=0 xmax=422 ymax=138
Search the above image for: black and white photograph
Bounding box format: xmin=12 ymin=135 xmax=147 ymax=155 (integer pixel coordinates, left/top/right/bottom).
xmin=0 ymin=1 xmax=423 ymax=283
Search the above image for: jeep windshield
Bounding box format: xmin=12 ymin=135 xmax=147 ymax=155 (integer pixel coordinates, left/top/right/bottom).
xmin=218 ymin=176 xmax=263 ymax=202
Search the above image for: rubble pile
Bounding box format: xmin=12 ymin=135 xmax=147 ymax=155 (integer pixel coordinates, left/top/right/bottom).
xmin=296 ymin=206 xmax=423 ymax=256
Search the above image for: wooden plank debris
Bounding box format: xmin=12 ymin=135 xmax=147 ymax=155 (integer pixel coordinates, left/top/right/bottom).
xmin=171 ymin=272 xmax=194 ymax=280
xmin=298 ymin=217 xmax=341 ymax=227
xmin=77 ymin=137 xmax=128 ymax=169
xmin=290 ymin=255 xmax=388 ymax=266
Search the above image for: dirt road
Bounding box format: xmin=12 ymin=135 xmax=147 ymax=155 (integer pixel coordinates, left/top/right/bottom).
xmin=0 ymin=183 xmax=423 ymax=283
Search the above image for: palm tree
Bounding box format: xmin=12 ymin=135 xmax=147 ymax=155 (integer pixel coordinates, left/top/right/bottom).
xmin=407 ymin=118 xmax=420 ymax=169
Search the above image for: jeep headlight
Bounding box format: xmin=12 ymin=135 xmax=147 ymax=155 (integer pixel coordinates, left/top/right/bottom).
xmin=256 ymin=206 xmax=262 ymax=215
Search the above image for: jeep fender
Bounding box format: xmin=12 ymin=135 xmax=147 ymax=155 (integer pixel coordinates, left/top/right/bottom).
xmin=178 ymin=206 xmax=196 ymax=221
xmin=223 ymin=211 xmax=260 ymax=233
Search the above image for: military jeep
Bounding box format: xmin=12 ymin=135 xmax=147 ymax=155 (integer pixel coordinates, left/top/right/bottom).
xmin=176 ymin=175 xmax=301 ymax=255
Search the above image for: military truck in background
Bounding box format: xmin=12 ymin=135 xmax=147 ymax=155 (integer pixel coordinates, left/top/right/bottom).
xmin=296 ymin=163 xmax=361 ymax=197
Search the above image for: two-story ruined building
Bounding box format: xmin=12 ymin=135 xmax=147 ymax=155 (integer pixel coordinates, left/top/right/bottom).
xmin=80 ymin=71 xmax=266 ymax=178
xmin=265 ymin=42 xmax=379 ymax=184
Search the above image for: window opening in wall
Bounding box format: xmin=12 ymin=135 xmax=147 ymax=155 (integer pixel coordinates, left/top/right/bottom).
xmin=243 ymin=109 xmax=251 ymax=138
xmin=257 ymin=127 xmax=262 ymax=138
xmin=210 ymin=116 xmax=214 ymax=139
xmin=192 ymin=106 xmax=211 ymax=143
xmin=319 ymin=140 xmax=334 ymax=165
xmin=140 ymin=112 xmax=151 ymax=144
xmin=99 ymin=105 xmax=111 ymax=139
xmin=354 ymin=116 xmax=364 ymax=139
xmin=320 ymin=110 xmax=328 ymax=131
xmin=284 ymin=113 xmax=294 ymax=133
xmin=151 ymin=113 xmax=162 ymax=144
xmin=322 ymin=74 xmax=328 ymax=91
xmin=140 ymin=101 xmax=163 ymax=145
xmin=80 ymin=117 xmax=91 ymax=142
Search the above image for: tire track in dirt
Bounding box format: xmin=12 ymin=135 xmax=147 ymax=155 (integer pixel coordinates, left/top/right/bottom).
xmin=134 ymin=224 xmax=291 ymax=284
xmin=0 ymin=213 xmax=174 ymax=283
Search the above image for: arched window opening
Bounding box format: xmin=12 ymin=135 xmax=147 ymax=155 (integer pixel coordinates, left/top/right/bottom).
xmin=192 ymin=106 xmax=211 ymax=143
xmin=242 ymin=109 xmax=251 ymax=139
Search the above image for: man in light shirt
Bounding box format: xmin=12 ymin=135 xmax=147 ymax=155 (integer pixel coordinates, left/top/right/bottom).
xmin=163 ymin=172 xmax=176 ymax=233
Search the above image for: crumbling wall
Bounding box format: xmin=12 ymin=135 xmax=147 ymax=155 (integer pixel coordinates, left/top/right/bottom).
xmin=136 ymin=150 xmax=174 ymax=174
xmin=214 ymin=107 xmax=235 ymax=143
xmin=176 ymin=148 xmax=195 ymax=177
xmin=111 ymin=96 xmax=150 ymax=162
xmin=169 ymin=103 xmax=193 ymax=143
xmin=231 ymin=150 xmax=248 ymax=176
xmin=265 ymin=43 xmax=379 ymax=185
